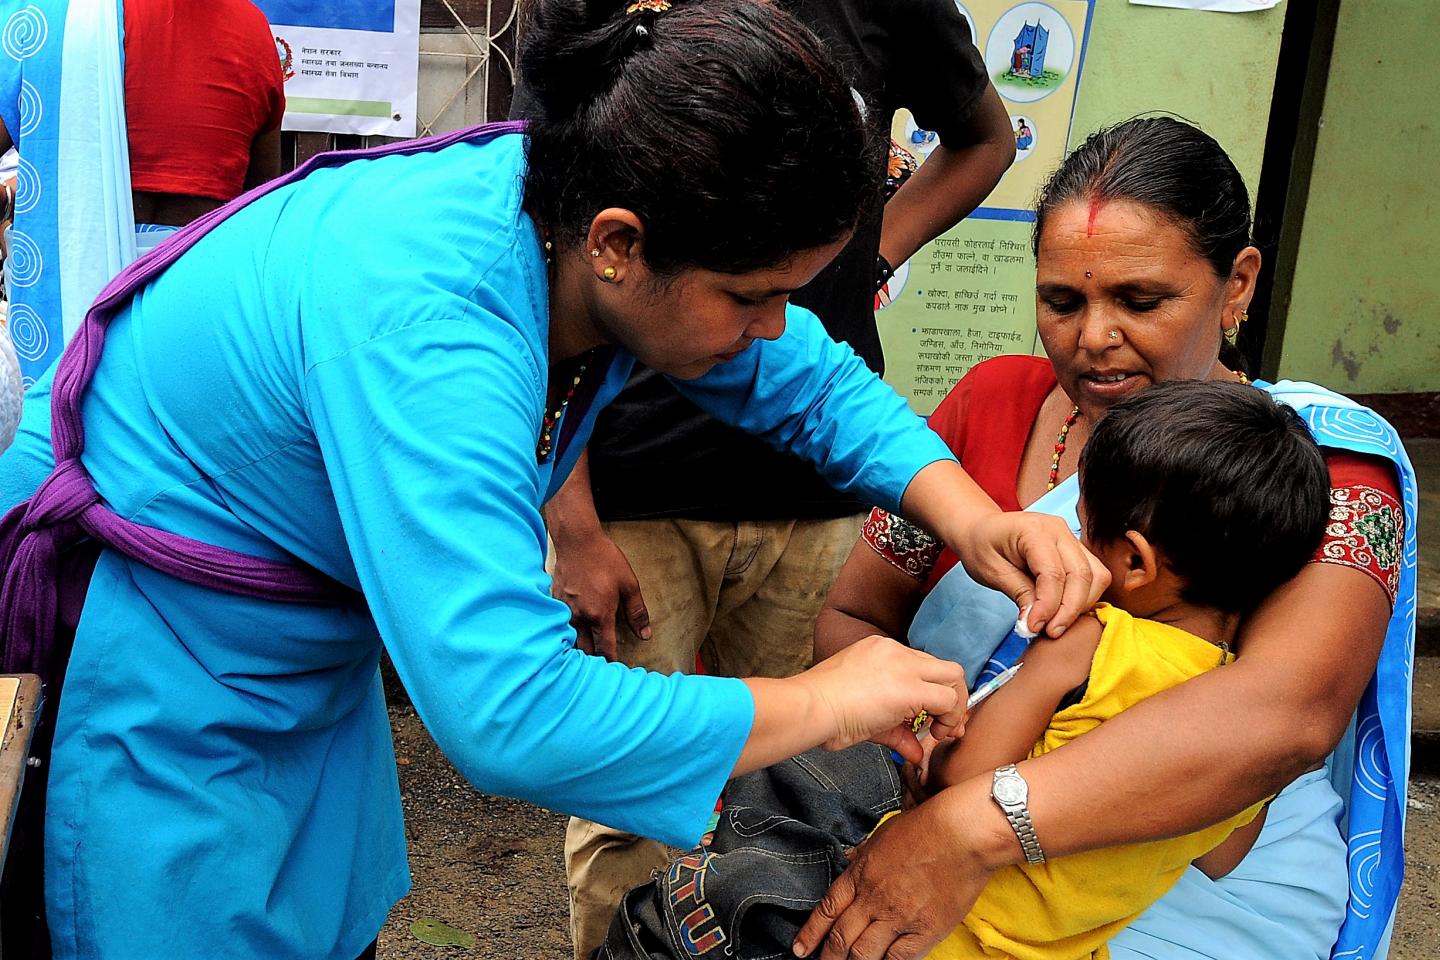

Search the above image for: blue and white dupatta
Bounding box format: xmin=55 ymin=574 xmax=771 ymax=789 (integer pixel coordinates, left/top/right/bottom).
xmin=0 ymin=0 xmax=137 ymax=385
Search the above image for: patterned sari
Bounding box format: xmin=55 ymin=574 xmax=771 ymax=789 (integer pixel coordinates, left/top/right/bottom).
xmin=0 ymin=0 xmax=142 ymax=385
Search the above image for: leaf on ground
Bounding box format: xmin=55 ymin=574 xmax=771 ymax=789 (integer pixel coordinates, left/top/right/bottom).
xmin=410 ymin=917 xmax=476 ymax=949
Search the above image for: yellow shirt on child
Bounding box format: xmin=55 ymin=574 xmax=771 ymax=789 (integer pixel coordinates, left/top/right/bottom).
xmin=925 ymin=604 xmax=1264 ymax=960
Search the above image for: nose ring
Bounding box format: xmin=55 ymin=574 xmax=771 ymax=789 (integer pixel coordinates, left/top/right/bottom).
xmin=1107 ymin=330 xmax=1120 ymax=341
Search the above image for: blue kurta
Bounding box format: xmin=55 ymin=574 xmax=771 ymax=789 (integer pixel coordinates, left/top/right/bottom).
xmin=0 ymin=132 xmax=955 ymax=959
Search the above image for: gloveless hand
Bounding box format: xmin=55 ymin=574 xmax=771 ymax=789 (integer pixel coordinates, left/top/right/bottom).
xmin=795 ymin=635 xmax=968 ymax=765
xmin=951 ymin=511 xmax=1108 ymax=637
xmin=793 ymin=781 xmax=1011 ymax=959
xmin=549 ymin=528 xmax=650 ymax=660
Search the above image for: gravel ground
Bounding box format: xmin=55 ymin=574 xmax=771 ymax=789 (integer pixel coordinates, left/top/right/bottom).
xmin=379 ymin=705 xmax=1440 ymax=959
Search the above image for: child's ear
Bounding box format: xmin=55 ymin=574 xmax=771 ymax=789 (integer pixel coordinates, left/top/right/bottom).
xmin=1122 ymin=530 xmax=1160 ymax=591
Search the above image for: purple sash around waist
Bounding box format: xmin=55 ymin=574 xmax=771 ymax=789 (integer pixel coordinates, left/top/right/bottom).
xmin=0 ymin=120 xmax=528 ymax=681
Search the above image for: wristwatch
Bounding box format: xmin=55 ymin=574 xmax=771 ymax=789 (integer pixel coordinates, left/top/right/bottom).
xmin=991 ymin=764 xmax=1046 ymax=864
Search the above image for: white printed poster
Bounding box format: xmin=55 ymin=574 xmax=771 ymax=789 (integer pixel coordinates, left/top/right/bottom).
xmin=255 ymin=0 xmax=422 ymax=137
xmin=880 ymin=0 xmax=1095 ymax=414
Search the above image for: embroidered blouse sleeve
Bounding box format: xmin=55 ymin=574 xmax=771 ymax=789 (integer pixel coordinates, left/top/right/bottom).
xmin=1313 ymin=451 xmax=1405 ymax=605
xmin=862 ymin=507 xmax=942 ymax=579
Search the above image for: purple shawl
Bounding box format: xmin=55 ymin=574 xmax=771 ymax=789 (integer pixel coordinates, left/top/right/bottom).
xmin=0 ymin=120 xmax=528 ymax=682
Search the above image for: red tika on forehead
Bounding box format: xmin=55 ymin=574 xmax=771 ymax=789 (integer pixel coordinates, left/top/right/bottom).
xmin=1086 ymin=197 xmax=1106 ymax=237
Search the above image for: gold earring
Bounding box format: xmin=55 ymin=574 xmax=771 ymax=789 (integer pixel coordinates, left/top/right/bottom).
xmin=602 ymin=266 xmax=618 ymax=282
xmin=1225 ymin=309 xmax=1248 ymax=343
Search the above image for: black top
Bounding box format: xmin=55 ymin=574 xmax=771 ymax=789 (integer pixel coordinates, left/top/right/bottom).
xmin=520 ymin=0 xmax=990 ymax=521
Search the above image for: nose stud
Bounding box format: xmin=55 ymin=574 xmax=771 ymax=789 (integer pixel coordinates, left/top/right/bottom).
xmin=1085 ymin=271 xmax=1093 ymax=279
xmin=1107 ymin=330 xmax=1120 ymax=341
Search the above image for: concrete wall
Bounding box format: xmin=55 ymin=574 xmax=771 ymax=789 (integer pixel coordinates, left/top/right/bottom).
xmin=1067 ymin=2 xmax=1286 ymax=193
xmin=1274 ymin=1 xmax=1440 ymax=394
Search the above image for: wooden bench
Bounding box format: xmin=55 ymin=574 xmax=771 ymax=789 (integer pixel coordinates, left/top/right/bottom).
xmin=0 ymin=674 xmax=42 ymax=876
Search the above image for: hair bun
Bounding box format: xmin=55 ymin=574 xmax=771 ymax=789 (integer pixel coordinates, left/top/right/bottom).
xmin=518 ymin=0 xmax=670 ymax=120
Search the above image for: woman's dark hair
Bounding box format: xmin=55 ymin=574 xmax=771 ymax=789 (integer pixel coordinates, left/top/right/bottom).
xmin=1079 ymin=380 xmax=1330 ymax=614
xmin=518 ymin=0 xmax=881 ymax=275
xmin=1032 ymin=117 xmax=1252 ymax=278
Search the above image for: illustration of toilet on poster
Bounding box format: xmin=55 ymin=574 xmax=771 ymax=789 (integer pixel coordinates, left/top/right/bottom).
xmin=881 ymin=0 xmax=1095 ymax=414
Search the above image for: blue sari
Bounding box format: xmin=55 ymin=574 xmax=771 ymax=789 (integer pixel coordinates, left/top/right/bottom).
xmin=910 ymin=380 xmax=1417 ymax=960
xmin=0 ymin=0 xmax=150 ymax=385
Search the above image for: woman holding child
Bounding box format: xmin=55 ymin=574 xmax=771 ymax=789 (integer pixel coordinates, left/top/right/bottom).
xmin=797 ymin=118 xmax=1417 ymax=960
xmin=0 ymin=2 xmax=1108 ymax=957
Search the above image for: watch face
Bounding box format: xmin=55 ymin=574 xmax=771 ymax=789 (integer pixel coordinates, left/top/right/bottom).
xmin=994 ymin=776 xmax=1026 ymax=805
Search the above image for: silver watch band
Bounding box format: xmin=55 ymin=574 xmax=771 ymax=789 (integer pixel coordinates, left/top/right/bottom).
xmin=992 ymin=764 xmax=1046 ymax=864
xmin=1005 ymin=804 xmax=1046 ymax=864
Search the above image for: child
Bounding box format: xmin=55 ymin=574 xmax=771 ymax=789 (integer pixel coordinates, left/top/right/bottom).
xmin=909 ymin=379 xmax=1332 ymax=959
xmin=590 ymin=380 xmax=1332 ymax=960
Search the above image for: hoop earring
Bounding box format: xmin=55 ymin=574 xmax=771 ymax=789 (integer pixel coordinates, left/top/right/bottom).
xmin=1225 ymin=309 xmax=1248 ymax=344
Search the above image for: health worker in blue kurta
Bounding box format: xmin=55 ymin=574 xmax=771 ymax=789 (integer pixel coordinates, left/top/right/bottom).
xmin=0 ymin=2 xmax=1105 ymax=958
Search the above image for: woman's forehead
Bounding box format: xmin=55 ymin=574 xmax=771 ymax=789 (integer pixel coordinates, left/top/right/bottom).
xmin=1038 ymin=199 xmax=1202 ymax=266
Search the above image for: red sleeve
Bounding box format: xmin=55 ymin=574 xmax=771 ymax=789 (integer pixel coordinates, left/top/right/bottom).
xmin=1313 ymin=450 xmax=1405 ymax=604
xmin=920 ymin=355 xmax=1056 ymax=591
xmin=862 ymin=507 xmax=943 ymax=579
xmin=261 ymin=48 xmax=287 ymax=134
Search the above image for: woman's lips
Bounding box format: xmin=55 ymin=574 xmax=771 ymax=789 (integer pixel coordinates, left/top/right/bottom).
xmin=712 ymin=342 xmax=751 ymax=362
xmin=1077 ymin=372 xmax=1145 ymax=398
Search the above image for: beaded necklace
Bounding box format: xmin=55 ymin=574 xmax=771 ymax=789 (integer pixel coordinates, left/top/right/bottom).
xmin=1047 ymin=367 xmax=1251 ymax=491
xmin=1047 ymin=406 xmax=1082 ymax=491
xmin=538 ymin=351 xmax=597 ymax=462
xmin=535 ymin=235 xmax=600 ymax=463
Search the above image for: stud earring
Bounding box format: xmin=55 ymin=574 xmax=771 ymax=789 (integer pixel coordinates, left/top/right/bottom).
xmin=590 ymin=249 xmax=601 ymax=258
xmin=602 ymin=266 xmax=618 ymax=282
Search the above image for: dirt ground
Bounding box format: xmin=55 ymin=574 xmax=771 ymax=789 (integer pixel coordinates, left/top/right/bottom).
xmin=379 ymin=705 xmax=1440 ymax=960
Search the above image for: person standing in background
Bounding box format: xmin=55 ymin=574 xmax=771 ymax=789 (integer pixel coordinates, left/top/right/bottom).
xmin=0 ymin=0 xmax=283 ymax=386
xmin=518 ymin=1 xmax=1017 ymax=955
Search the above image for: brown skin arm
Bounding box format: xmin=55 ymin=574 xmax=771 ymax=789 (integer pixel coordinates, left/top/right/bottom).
xmin=244 ymin=127 xmax=284 ymax=192
xmin=879 ymin=86 xmax=1016 ymax=267
xmin=1192 ymin=805 xmax=1269 ymax=879
xmin=814 ymin=541 xmax=927 ymax=660
xmin=1022 ymin=564 xmax=1387 ymax=857
xmin=795 ymin=562 xmax=1389 ymax=959
xmin=924 ymin=614 xmax=1100 ymax=793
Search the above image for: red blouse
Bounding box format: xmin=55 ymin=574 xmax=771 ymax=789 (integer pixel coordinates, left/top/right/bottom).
xmin=124 ymin=0 xmax=286 ymax=202
xmin=864 ymin=355 xmax=1404 ymax=603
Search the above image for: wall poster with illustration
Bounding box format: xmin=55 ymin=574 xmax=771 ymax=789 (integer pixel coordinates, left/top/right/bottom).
xmin=880 ymin=0 xmax=1095 ymax=414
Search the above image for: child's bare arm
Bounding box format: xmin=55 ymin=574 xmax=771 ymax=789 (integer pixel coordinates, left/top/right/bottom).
xmin=1191 ymin=804 xmax=1268 ymax=879
xmin=926 ymin=615 xmax=1103 ymax=792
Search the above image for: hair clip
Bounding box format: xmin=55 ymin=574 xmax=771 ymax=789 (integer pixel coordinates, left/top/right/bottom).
xmin=625 ymin=0 xmax=671 ymax=14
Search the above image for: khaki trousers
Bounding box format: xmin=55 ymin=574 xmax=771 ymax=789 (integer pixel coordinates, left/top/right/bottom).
xmin=562 ymin=514 xmax=863 ymax=960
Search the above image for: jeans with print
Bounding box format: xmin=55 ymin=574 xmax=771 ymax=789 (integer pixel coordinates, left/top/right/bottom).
xmin=594 ymin=744 xmax=901 ymax=960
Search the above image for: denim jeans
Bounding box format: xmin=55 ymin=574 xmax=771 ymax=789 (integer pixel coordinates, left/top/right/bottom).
xmin=594 ymin=744 xmax=901 ymax=960
xmin=559 ymin=515 xmax=864 ymax=959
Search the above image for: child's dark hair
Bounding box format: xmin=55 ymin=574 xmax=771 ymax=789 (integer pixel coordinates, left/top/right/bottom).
xmin=1079 ymin=381 xmax=1330 ymax=613
xmin=519 ymin=0 xmax=881 ymax=276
